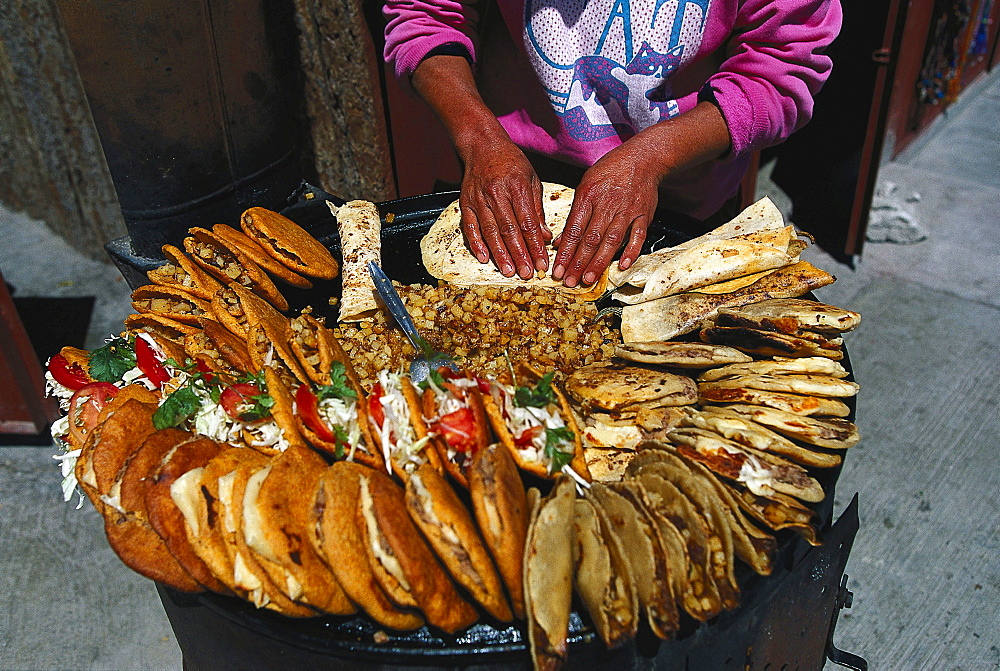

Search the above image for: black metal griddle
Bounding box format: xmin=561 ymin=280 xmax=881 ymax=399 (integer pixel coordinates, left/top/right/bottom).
xmin=106 ymin=182 xmax=867 ymax=670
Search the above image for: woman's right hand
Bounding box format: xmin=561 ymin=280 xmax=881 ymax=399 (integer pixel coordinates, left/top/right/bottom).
xmin=412 ymin=54 xmax=549 ymax=279
xmin=456 ymin=134 xmax=549 ymax=279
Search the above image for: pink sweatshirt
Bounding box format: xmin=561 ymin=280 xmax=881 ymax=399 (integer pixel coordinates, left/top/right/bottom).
xmin=384 ymin=0 xmax=842 ymax=219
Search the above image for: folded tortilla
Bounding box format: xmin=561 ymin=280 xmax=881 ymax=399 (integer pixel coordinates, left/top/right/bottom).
xmin=333 ymin=200 xmax=382 ymax=322
xmin=620 ymin=260 xmax=836 ymax=342
xmin=608 ymin=197 xmax=786 ymax=289
xmin=612 ymin=227 xmax=797 ymax=305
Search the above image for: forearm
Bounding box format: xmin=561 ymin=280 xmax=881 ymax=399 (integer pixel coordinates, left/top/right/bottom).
xmin=624 ymin=101 xmax=732 ymax=184
xmin=411 ymin=55 xmax=510 ymax=163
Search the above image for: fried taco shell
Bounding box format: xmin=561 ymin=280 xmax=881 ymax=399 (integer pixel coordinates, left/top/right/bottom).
xmin=240 ymin=206 xmax=339 ymax=280
xmin=146 ymin=244 xmax=223 ymax=300
xmin=212 ymin=223 xmax=313 ymax=289
xmin=524 ymin=476 xmax=576 ymax=671
xmin=406 ymin=463 xmax=512 ymax=621
xmin=587 ymin=482 xmax=679 ymax=637
xmin=312 ymin=462 xmax=424 ymax=631
xmin=357 ymin=468 xmax=478 ymax=633
xmin=183 ymin=227 xmax=288 ymax=311
xmin=572 ymin=496 xmax=639 ymax=649
xmin=467 ymin=443 xmax=530 ymax=619
xmin=131 ymin=284 xmax=213 ymax=326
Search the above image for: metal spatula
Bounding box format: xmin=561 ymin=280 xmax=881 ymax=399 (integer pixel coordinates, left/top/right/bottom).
xmin=367 ymin=261 xmax=458 ymax=383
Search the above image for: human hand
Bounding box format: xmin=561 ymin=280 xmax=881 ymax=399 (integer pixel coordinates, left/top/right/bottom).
xmin=551 ymin=145 xmax=660 ymax=287
xmin=458 ymin=136 xmax=550 ymax=279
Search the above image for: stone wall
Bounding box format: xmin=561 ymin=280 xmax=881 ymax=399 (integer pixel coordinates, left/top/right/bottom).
xmin=0 ymin=0 xmax=126 ymax=262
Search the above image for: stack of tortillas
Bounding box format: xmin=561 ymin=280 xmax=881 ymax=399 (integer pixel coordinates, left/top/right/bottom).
xmin=420 ymin=182 xmax=607 ymax=299
xmin=613 ymin=198 xmax=836 ymax=342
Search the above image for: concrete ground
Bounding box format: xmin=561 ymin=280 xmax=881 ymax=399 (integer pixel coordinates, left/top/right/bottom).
xmin=1 ymin=71 xmax=998 ymax=671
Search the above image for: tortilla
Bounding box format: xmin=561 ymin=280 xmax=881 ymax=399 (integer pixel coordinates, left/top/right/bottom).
xmin=406 ymin=463 xmax=512 ymax=621
xmin=146 ymin=244 xmax=224 ymax=300
xmin=609 ymin=197 xmax=786 ymax=288
xmin=683 ymin=407 xmax=842 ymax=468
xmin=614 ymin=341 xmax=752 ymax=368
xmin=588 ymin=482 xmax=679 ymax=637
xmin=212 ymin=223 xmax=313 ymax=289
xmin=716 ymin=298 xmax=861 ymax=334
xmin=564 ymin=361 xmax=697 ymax=413
xmin=668 ymin=427 xmax=826 ymax=502
xmin=131 ymin=285 xmax=214 ymax=326
xmin=700 ymin=326 xmax=844 ymax=360
xmin=572 ymin=497 xmax=638 ymax=649
xmin=467 ymin=443 xmax=530 ymax=618
xmin=312 ymin=462 xmax=425 ymax=630
xmin=420 ymin=182 xmax=609 ymax=296
xmin=698 ymin=356 xmax=849 ymax=381
xmin=620 ymin=260 xmax=836 ymax=342
xmin=612 ymin=227 xmax=797 ymax=304
xmin=525 ymin=476 xmax=577 ymax=669
xmin=183 ymin=227 xmax=289 ymax=312
xmin=723 ymin=404 xmax=862 ymax=449
xmin=333 ymin=200 xmax=382 ymax=322
xmin=357 ymin=467 xmax=478 ymax=633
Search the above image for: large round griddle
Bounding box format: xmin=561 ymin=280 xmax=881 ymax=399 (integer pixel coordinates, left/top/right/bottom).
xmin=108 ymin=183 xmax=861 ymax=670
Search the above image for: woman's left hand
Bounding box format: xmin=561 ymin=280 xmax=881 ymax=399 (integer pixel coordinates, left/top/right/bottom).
xmin=551 ymin=144 xmax=660 ymax=287
xmin=552 ymin=101 xmax=732 ymax=287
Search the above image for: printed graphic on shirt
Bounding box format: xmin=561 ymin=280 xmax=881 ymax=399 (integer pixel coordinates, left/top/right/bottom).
xmin=523 ymin=0 xmax=711 ymax=141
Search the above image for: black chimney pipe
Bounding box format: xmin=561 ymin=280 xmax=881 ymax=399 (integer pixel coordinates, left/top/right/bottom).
xmin=56 ymin=0 xmax=304 ymax=260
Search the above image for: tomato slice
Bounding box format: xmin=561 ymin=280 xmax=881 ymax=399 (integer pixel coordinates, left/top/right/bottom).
xmin=476 ymin=377 xmax=491 ymax=394
xmin=219 ymin=383 xmax=265 ymax=421
xmin=368 ymin=383 xmax=385 ymax=428
xmin=515 ymin=425 xmax=544 ymax=449
xmin=295 ymin=385 xmax=335 ymax=442
xmin=134 ymin=337 xmax=171 ymax=389
xmin=66 ymin=382 xmax=120 ymax=445
xmin=436 ymin=406 xmax=477 ymax=453
xmin=48 ymin=353 xmax=91 ymax=391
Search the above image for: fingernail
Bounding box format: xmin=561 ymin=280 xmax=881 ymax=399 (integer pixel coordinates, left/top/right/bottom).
xmin=564 ymin=275 xmax=578 ymax=288
xmin=552 ymin=264 xmax=565 ymax=279
xmin=477 ymin=251 xmax=489 ymax=263
xmin=619 ymin=257 xmax=632 ymax=270
xmin=517 ymin=264 xmax=532 ymax=278
xmin=583 ymin=271 xmax=596 ymax=285
xmin=500 ymin=263 xmax=515 ymax=276
xmin=534 ymin=258 xmax=548 ymax=271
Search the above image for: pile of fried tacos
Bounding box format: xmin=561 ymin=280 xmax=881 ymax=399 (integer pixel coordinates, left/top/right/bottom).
xmin=47 ymin=191 xmax=862 ymax=670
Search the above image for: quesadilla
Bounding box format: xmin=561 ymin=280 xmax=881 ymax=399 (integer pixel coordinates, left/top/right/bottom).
xmin=183 ymin=227 xmax=288 ymax=312
xmin=716 ymin=298 xmax=861 ymax=334
xmin=619 ymin=261 xmax=836 ymax=342
xmin=564 ymin=361 xmax=697 ymax=414
xmin=614 ymin=341 xmax=752 ymax=368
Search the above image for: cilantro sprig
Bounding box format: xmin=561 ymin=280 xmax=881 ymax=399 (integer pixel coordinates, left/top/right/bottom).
xmin=514 ymin=371 xmax=557 ymax=408
xmin=543 ymin=426 xmax=575 ymax=474
xmin=153 ymin=384 xmax=201 ymax=430
xmin=88 ymin=335 xmax=136 ymax=383
xmin=316 ymin=362 xmax=357 ymax=401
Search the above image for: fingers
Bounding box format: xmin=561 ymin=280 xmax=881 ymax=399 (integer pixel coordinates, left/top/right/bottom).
xmin=555 ymin=210 xmax=641 ymax=287
xmin=461 ymin=177 xmax=549 ymax=279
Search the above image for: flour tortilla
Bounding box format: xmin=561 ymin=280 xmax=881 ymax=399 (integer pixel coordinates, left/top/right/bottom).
xmin=332 ymin=200 xmax=382 ymax=322
xmin=612 ymin=227 xmax=797 ymax=304
xmin=620 ymin=261 xmax=835 ymax=342
xmin=608 ymin=197 xmax=786 ymax=289
xmin=421 ymin=182 xmax=607 ymax=297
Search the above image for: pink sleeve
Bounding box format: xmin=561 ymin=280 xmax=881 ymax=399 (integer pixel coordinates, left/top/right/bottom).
xmin=706 ymin=0 xmax=842 ymax=157
xmin=383 ymin=0 xmax=480 ymax=81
